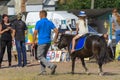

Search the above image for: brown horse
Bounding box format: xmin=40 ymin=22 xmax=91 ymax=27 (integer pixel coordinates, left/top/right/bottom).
xmin=57 ymin=33 xmax=113 ymax=76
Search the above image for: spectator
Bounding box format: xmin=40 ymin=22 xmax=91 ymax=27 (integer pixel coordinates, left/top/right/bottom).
xmin=0 ymin=14 xmax=13 ymax=68
xmin=12 ymin=13 xmax=28 ymax=67
xmin=32 ymin=10 xmax=58 ymax=75
xmin=112 ymin=8 xmax=120 ymax=43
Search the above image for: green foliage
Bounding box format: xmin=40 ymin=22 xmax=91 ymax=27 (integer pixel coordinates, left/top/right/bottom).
xmin=56 ymin=0 xmax=91 ymax=10
xmin=94 ymin=0 xmax=115 ymax=9
xmin=114 ymin=0 xmax=120 ymax=8
xmin=56 ymin=0 xmax=120 ymax=10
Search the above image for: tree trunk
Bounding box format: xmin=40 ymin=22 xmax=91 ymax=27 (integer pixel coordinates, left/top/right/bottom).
xmin=58 ymin=0 xmax=66 ymax=5
xmin=14 ymin=0 xmax=21 ymax=14
xmin=91 ymin=0 xmax=94 ymax=9
xmin=21 ymin=0 xmax=26 ymax=13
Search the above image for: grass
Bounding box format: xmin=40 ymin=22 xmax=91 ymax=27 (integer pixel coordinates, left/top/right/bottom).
xmin=0 ymin=55 xmax=120 ymax=80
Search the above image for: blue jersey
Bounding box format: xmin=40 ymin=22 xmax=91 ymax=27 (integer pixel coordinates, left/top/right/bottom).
xmin=35 ymin=18 xmax=55 ymax=45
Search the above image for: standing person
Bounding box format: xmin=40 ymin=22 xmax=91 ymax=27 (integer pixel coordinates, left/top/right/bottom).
xmin=71 ymin=11 xmax=88 ymax=53
xmin=12 ymin=13 xmax=28 ymax=67
xmin=0 ymin=14 xmax=13 ymax=68
xmin=112 ymin=8 xmax=120 ymax=43
xmin=32 ymin=10 xmax=58 ymax=75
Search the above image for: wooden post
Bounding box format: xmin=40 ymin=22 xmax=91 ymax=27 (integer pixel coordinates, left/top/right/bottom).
xmin=21 ymin=0 xmax=26 ymax=13
xmin=59 ymin=0 xmax=66 ymax=5
xmin=15 ymin=0 xmax=26 ymax=14
xmin=14 ymin=0 xmax=21 ymax=14
xmin=91 ymin=0 xmax=94 ymax=9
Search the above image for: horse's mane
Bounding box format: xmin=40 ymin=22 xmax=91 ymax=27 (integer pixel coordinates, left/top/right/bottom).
xmin=61 ymin=34 xmax=75 ymax=37
xmin=61 ymin=33 xmax=91 ymax=38
xmin=60 ymin=34 xmax=75 ymax=40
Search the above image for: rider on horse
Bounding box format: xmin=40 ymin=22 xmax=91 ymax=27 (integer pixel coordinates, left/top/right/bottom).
xmin=71 ymin=11 xmax=88 ymax=53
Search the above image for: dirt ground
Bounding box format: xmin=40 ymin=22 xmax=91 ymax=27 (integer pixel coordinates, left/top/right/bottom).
xmin=0 ymin=53 xmax=120 ymax=80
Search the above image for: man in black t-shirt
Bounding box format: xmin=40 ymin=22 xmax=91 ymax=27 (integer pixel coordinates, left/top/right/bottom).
xmin=12 ymin=13 xmax=28 ymax=67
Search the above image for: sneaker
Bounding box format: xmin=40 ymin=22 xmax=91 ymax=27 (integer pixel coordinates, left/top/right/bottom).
xmin=38 ymin=71 xmax=47 ymax=75
xmin=51 ymin=65 xmax=57 ymax=75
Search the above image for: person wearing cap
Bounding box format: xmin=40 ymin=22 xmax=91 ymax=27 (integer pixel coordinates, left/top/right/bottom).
xmin=71 ymin=11 xmax=88 ymax=53
xmin=12 ymin=13 xmax=28 ymax=67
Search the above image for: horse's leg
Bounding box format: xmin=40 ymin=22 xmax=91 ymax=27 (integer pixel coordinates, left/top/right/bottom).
xmin=98 ymin=61 xmax=104 ymax=76
xmin=71 ymin=57 xmax=76 ymax=74
xmin=80 ymin=58 xmax=89 ymax=75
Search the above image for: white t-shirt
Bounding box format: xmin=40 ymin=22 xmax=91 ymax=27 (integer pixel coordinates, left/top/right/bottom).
xmin=76 ymin=19 xmax=88 ymax=35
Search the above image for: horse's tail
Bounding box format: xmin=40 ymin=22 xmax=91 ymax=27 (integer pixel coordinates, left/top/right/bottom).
xmin=99 ymin=46 xmax=113 ymax=64
xmin=92 ymin=36 xmax=112 ymax=64
xmin=100 ymin=36 xmax=113 ymax=63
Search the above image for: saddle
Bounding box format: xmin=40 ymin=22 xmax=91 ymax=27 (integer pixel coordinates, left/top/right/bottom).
xmin=70 ymin=33 xmax=90 ymax=51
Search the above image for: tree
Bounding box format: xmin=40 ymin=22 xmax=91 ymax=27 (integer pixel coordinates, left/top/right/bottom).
xmin=91 ymin=0 xmax=94 ymax=9
xmin=94 ymin=0 xmax=115 ymax=9
xmin=56 ymin=0 xmax=91 ymax=10
xmin=58 ymin=0 xmax=66 ymax=5
xmin=21 ymin=0 xmax=26 ymax=13
xmin=56 ymin=0 xmax=120 ymax=10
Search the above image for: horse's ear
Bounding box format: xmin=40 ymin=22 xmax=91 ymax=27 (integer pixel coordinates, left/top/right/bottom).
xmin=101 ymin=34 xmax=108 ymax=40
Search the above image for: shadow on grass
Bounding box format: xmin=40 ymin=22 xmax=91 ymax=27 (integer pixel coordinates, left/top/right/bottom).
xmin=52 ymin=71 xmax=120 ymax=76
xmin=0 ymin=62 xmax=38 ymax=69
xmin=27 ymin=63 xmax=39 ymax=67
xmin=0 ymin=64 xmax=23 ymax=69
xmin=103 ymin=72 xmax=120 ymax=76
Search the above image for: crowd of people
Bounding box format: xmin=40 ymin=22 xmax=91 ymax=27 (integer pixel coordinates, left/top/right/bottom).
xmin=0 ymin=8 xmax=120 ymax=75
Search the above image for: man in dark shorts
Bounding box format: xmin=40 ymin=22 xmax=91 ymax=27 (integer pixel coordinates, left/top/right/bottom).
xmin=12 ymin=13 xmax=28 ymax=67
xmin=33 ymin=10 xmax=58 ymax=75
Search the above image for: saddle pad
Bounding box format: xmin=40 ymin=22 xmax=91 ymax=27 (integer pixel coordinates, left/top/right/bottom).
xmin=70 ymin=36 xmax=87 ymax=51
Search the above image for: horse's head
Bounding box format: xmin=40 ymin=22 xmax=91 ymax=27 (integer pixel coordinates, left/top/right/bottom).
xmin=58 ymin=34 xmax=68 ymax=49
xmin=58 ymin=34 xmax=74 ymax=49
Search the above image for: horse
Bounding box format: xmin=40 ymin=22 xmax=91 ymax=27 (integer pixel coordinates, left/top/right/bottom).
xmin=57 ymin=33 xmax=113 ymax=76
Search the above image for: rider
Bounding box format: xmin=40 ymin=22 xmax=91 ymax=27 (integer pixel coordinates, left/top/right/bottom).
xmin=71 ymin=11 xmax=88 ymax=53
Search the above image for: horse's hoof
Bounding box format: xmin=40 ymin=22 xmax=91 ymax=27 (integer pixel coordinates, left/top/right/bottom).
xmin=71 ymin=72 xmax=74 ymax=74
xmin=99 ymin=72 xmax=104 ymax=76
xmin=86 ymin=71 xmax=90 ymax=75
